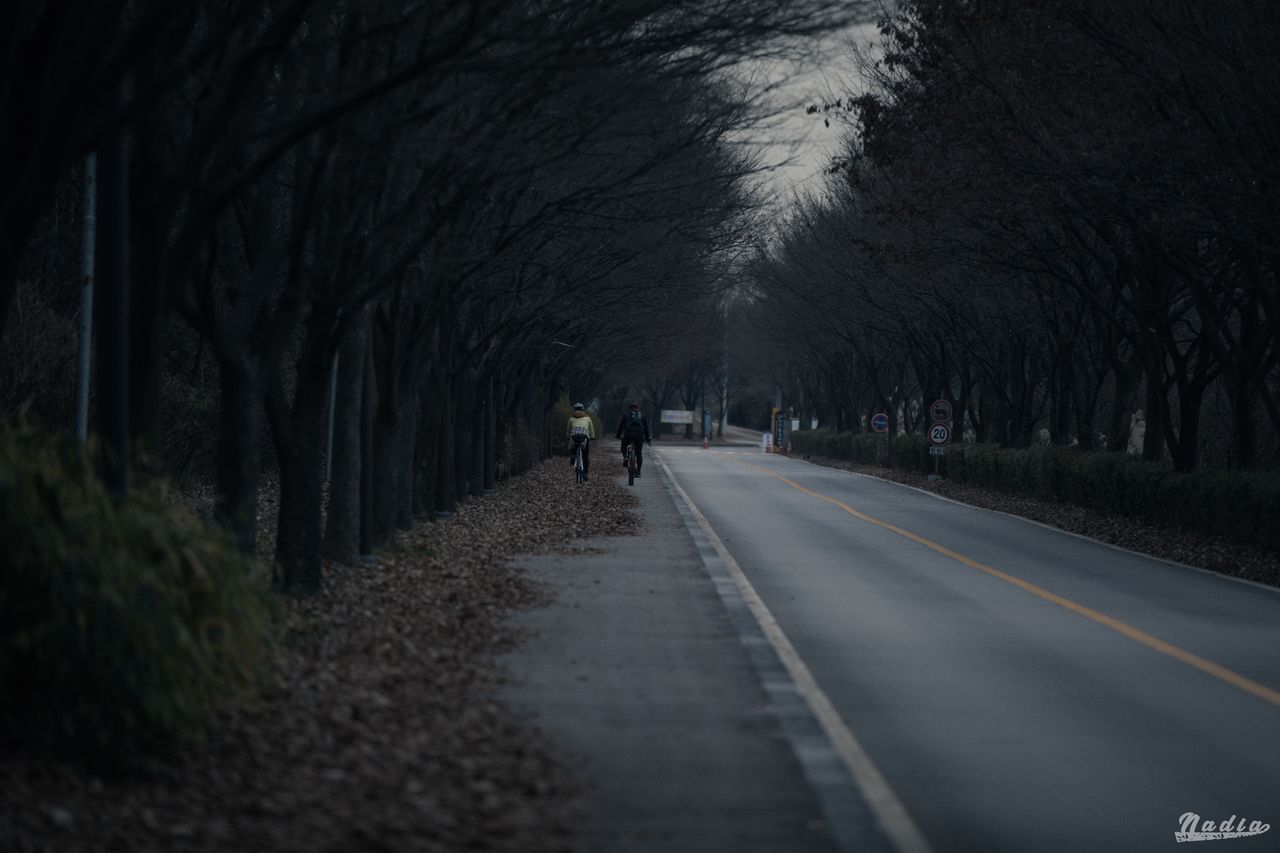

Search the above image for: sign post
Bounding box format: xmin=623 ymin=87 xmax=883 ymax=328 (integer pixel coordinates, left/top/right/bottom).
xmin=871 ymin=412 xmax=889 ymax=466
xmin=928 ymin=400 xmax=951 ymax=481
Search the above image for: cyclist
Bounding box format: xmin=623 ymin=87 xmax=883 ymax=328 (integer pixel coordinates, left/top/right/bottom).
xmin=566 ymin=401 xmax=596 ymax=480
xmin=615 ymin=400 xmax=651 ymax=477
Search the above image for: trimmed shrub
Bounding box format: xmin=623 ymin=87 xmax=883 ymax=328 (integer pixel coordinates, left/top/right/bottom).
xmin=893 ymin=432 xmax=932 ymax=473
xmin=0 ymin=421 xmax=275 ymax=772
xmin=797 ymin=426 xmax=1280 ymax=556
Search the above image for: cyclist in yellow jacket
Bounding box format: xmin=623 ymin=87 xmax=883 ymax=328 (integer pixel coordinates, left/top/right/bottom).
xmin=566 ymin=402 xmax=596 ymax=480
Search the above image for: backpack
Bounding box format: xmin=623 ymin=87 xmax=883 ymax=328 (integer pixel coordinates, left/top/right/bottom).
xmin=622 ymin=411 xmax=646 ymax=438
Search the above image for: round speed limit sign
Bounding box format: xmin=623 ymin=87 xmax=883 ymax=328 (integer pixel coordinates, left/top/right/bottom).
xmin=929 ymin=424 xmax=950 ymax=445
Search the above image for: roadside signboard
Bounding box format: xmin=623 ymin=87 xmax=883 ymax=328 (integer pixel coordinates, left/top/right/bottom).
xmin=871 ymin=412 xmax=889 ymax=433
xmin=930 ymin=399 xmax=953 ymax=423
xmin=929 ymin=446 xmax=947 ymax=457
xmin=929 ymin=423 xmax=950 ymax=445
xmin=660 ymin=409 xmax=694 ymax=424
xmin=773 ymin=409 xmax=786 ymax=452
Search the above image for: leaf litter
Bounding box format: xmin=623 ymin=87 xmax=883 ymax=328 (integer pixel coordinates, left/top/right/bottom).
xmin=1 ymin=460 xmax=640 ymax=852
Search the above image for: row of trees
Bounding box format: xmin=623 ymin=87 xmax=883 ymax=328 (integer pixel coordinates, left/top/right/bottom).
xmin=2 ymin=0 xmax=869 ymax=594
xmin=746 ymin=0 xmax=1280 ymax=472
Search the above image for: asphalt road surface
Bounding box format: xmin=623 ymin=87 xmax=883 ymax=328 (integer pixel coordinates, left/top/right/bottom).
xmin=656 ymin=439 xmax=1280 ymax=852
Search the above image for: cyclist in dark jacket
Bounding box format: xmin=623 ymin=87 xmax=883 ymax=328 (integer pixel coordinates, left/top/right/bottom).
xmin=615 ymin=400 xmax=651 ymax=476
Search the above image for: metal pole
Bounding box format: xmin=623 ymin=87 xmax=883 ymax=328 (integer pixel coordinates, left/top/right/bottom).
xmin=75 ymin=155 xmax=97 ymax=441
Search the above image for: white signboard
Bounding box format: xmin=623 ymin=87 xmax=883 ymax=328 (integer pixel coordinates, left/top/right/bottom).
xmin=763 ymin=433 xmax=773 ymax=453
xmin=660 ymin=409 xmax=694 ymax=424
xmin=929 ymin=424 xmax=950 ymax=445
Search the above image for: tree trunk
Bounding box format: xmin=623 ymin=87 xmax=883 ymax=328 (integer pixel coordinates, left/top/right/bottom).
xmin=359 ymin=330 xmax=375 ymax=557
xmin=95 ymin=118 xmax=130 ymax=498
xmin=324 ymin=317 xmax=368 ymax=562
xmin=483 ymin=377 xmax=496 ymax=493
xmin=215 ymin=360 xmax=262 ymax=552
xmin=435 ymin=373 xmax=457 ymax=516
xmin=1170 ymin=383 xmax=1203 ymax=473
xmin=454 ymin=375 xmax=476 ymax=503
xmin=1141 ymin=368 xmax=1166 ymax=462
xmin=372 ymin=409 xmax=401 ymax=545
xmin=126 ymin=119 xmax=168 ymax=456
xmin=270 ymin=357 xmax=329 ymax=596
xmin=414 ymin=377 xmax=440 ymax=517
xmin=396 ymin=389 xmax=417 ymax=530
xmin=469 ymin=393 xmax=485 ymax=497
xmin=1106 ymin=360 xmax=1137 ymax=453
xmin=1231 ymin=369 xmax=1257 ymax=470
xmin=1048 ymin=346 xmax=1073 ymax=446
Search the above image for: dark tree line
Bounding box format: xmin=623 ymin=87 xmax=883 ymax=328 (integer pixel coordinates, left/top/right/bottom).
xmin=746 ymin=0 xmax=1280 ymax=472
xmin=2 ymin=0 xmax=869 ymax=594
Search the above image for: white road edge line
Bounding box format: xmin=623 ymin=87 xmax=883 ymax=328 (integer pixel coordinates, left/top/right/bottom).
xmin=658 ymin=455 xmax=934 ymax=853
xmin=787 ymin=455 xmax=1280 ymax=597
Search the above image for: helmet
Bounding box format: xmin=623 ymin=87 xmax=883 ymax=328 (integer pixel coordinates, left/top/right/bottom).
xmin=573 ymin=402 xmax=585 ymax=411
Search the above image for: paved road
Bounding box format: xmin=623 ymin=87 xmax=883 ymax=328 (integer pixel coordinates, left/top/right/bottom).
xmin=659 ymin=442 xmax=1280 ymax=852
xmin=502 ymin=460 xmax=857 ymax=852
xmin=503 ymin=439 xmax=1280 ymax=852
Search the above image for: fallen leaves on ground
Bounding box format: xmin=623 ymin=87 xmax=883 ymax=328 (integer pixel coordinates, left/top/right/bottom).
xmin=1 ymin=461 xmax=640 ymax=853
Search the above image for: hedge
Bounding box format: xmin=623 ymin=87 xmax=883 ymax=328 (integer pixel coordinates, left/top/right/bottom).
xmin=790 ymin=429 xmax=1280 ymax=555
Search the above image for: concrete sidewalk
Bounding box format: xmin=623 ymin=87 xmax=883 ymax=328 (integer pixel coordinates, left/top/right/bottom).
xmin=500 ymin=453 xmax=855 ymax=853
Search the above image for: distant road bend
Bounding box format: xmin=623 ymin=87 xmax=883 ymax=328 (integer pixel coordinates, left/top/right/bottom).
xmin=658 ymin=431 xmax=1280 ymax=853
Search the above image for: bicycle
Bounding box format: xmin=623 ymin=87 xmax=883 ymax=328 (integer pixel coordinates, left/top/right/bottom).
xmin=624 ymin=440 xmax=638 ymax=486
xmin=570 ymin=434 xmax=588 ymax=484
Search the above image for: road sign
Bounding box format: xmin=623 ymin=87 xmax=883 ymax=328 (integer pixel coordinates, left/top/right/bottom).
xmin=929 ymin=423 xmax=950 ymax=445
xmin=929 ymin=446 xmax=947 ymax=457
xmin=660 ymin=409 xmax=693 ymax=424
xmin=930 ymin=399 xmax=953 ymax=423
xmin=871 ymin=412 xmax=889 ymax=433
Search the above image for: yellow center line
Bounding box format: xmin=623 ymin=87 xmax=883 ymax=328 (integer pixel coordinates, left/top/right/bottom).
xmin=736 ymin=458 xmax=1280 ymax=708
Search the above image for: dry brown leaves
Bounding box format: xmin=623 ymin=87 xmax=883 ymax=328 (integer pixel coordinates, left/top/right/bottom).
xmin=1 ymin=461 xmax=640 ymax=853
xmin=815 ymin=458 xmax=1280 ymax=589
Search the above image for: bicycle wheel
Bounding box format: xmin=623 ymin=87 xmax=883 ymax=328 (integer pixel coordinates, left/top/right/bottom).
xmin=627 ymin=448 xmax=636 ymax=486
xmin=575 ymin=448 xmax=585 ymax=483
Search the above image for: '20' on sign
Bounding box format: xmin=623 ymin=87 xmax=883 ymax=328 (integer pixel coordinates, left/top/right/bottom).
xmin=929 ymin=424 xmax=950 ymax=445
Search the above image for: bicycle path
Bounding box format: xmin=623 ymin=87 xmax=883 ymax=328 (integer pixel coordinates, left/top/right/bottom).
xmin=499 ymin=450 xmax=894 ymax=853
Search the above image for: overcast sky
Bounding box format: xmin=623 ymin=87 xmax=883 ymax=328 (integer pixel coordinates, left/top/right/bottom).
xmin=741 ymin=22 xmax=882 ymax=206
